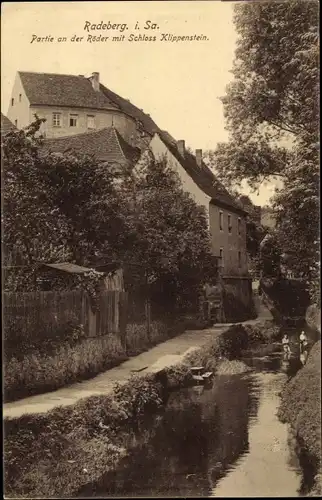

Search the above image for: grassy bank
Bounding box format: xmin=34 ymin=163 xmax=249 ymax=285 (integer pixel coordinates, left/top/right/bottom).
xmin=278 ymin=341 xmax=321 ymax=495
xmin=4 ymin=319 xmax=185 ymax=403
xmin=4 ymin=320 xmax=277 ymax=498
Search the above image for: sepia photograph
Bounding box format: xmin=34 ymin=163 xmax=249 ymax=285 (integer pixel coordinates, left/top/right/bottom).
xmin=1 ymin=0 xmax=320 ymax=497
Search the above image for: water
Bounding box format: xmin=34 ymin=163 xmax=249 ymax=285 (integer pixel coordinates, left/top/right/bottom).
xmin=80 ymin=335 xmax=317 ymax=498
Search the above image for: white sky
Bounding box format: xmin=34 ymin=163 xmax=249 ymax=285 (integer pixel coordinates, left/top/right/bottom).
xmin=1 ymin=1 xmax=277 ymax=205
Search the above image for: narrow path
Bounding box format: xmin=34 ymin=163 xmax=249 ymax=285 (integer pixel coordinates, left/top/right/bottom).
xmin=4 ymin=295 xmax=272 ymax=419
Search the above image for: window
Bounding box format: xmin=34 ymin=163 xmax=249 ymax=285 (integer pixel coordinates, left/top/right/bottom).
xmin=52 ymin=112 xmax=61 ymax=127
xmin=238 ymin=251 xmax=242 ymax=268
xmin=14 ymin=119 xmax=18 ymax=127
xmin=11 ymin=98 xmax=14 ymax=106
xmin=238 ymin=218 xmax=241 ymax=236
xmin=19 ymin=94 xmax=22 ymax=102
xmin=69 ymin=114 xmax=78 ymax=127
xmin=228 ymin=214 xmax=232 ymax=234
xmin=219 ymin=248 xmax=224 ymax=268
xmin=219 ymin=211 xmax=223 ymax=231
xmin=87 ymin=115 xmax=95 ymax=129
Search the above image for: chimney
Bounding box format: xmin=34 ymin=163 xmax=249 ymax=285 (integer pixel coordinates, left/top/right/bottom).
xmin=196 ymin=149 xmax=203 ymax=167
xmin=177 ymin=140 xmax=185 ymax=157
xmin=91 ymin=72 xmax=100 ymax=92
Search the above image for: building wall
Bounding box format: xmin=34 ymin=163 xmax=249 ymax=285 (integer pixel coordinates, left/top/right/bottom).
xmin=6 ymin=73 xmax=138 ymax=141
xmin=29 ymin=106 xmax=138 ymax=140
xmin=6 ymin=73 xmax=30 ymax=129
xmin=148 ymin=134 xmax=211 ymax=219
xmin=209 ymin=203 xmax=248 ymax=277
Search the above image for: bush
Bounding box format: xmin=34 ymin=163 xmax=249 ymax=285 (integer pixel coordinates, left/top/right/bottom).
xmin=278 ymin=342 xmax=321 ymax=462
xmin=185 ymin=322 xmax=278 ymax=372
xmin=306 ymin=304 xmax=321 ymax=334
xmin=165 ymin=363 xmax=193 ymax=389
xmin=4 ymin=374 xmax=165 ymax=498
xmin=261 ymin=277 xmax=311 ymax=319
xmin=4 ymin=335 xmax=127 ymax=402
xmin=4 ymin=316 xmax=185 ymax=403
xmin=113 ymin=375 xmax=163 ymax=422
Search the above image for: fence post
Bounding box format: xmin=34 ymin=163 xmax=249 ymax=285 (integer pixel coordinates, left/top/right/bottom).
xmin=88 ymin=294 xmax=97 ymax=337
xmin=119 ymin=292 xmax=128 ymax=353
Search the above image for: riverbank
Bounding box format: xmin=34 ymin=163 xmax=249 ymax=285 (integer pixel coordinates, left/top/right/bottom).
xmin=4 ymin=316 xmax=278 ymax=498
xmin=278 ymin=340 xmax=321 ymax=496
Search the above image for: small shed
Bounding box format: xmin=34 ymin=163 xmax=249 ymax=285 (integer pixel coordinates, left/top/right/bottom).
xmin=37 ymin=262 xmax=124 ymax=292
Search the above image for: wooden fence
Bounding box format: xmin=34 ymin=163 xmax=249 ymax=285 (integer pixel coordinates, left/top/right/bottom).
xmin=3 ymin=290 xmax=129 ymax=345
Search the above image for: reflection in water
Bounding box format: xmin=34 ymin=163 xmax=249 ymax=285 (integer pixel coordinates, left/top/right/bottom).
xmin=211 ymin=372 xmax=302 ymax=497
xmin=300 ymin=350 xmax=308 ymax=366
xmin=78 ymin=345 xmax=316 ymax=498
xmin=206 ymin=375 xmax=259 ymax=490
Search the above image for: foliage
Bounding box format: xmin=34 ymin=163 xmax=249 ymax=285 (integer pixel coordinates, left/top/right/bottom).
xmin=165 ymin=363 xmax=193 ymax=389
xmin=119 ymin=151 xmax=217 ymax=310
xmin=259 ymin=232 xmax=282 ymax=277
xmin=206 ymin=0 xmax=319 ymax=301
xmin=4 ymin=373 xmax=167 ymax=497
xmin=261 ymin=276 xmax=311 ymax=319
xmin=4 ymin=315 xmax=181 ymax=402
xmin=125 ymin=320 xmax=171 ymax=356
xmin=305 ymin=304 xmax=321 ymax=334
xmin=278 ymin=341 xmax=321 ymax=467
xmin=3 ymin=120 xmax=217 ymax=311
xmin=113 ymin=375 xmax=163 ymax=423
xmin=2 ymin=117 xmax=127 ymax=290
xmin=4 ymin=335 xmax=127 ymax=402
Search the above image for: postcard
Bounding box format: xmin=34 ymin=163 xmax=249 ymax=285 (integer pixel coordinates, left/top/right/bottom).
xmin=2 ymin=1 xmax=320 ymax=498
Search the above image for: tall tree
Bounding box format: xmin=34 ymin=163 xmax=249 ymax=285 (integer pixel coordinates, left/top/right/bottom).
xmin=119 ymin=151 xmax=216 ymax=309
xmin=207 ymin=0 xmax=319 ymax=302
xmin=2 ymin=118 xmax=127 ymax=290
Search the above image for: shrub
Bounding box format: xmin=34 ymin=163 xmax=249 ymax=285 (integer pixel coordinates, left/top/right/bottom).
xmin=4 ymin=335 xmax=127 ymax=402
xmin=165 ymin=363 xmax=193 ymax=389
xmin=261 ymin=277 xmax=311 ymax=319
xmin=113 ymin=375 xmax=163 ymax=422
xmin=278 ymin=341 xmax=321 ymax=462
xmin=4 ymin=374 xmax=166 ymax=498
xmin=4 ymin=315 xmax=185 ymax=403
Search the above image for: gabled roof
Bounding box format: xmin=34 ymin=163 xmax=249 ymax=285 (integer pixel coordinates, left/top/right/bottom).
xmin=18 ymin=72 xmax=160 ymax=134
xmin=99 ymin=83 xmax=160 ymax=136
xmin=1 ymin=113 xmax=16 ymax=135
xmin=157 ymin=132 xmax=246 ymax=214
xmin=42 ymin=126 xmax=141 ymax=166
xmin=19 ymin=72 xmax=119 ymax=111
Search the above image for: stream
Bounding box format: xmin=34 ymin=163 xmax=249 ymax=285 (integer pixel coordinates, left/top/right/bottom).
xmin=82 ymin=329 xmax=318 ymax=498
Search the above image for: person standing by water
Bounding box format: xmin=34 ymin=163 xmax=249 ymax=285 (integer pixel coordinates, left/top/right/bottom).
xmin=299 ymin=331 xmax=308 ymax=353
xmin=282 ymin=333 xmax=291 ymax=361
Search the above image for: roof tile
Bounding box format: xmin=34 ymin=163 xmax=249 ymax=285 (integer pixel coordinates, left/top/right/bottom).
xmin=42 ymin=126 xmax=141 ymax=166
xmin=1 ymin=113 xmax=16 ymax=135
xmin=19 ymin=72 xmax=119 ymax=111
xmin=157 ymin=132 xmax=245 ymax=214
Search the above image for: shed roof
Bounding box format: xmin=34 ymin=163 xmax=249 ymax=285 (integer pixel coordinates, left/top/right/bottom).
xmin=41 ymin=263 xmax=94 ymax=274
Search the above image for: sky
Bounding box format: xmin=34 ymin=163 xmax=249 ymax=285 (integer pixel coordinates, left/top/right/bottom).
xmin=1 ymin=1 xmax=278 ymax=205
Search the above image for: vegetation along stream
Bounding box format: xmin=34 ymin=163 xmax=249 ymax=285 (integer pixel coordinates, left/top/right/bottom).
xmin=78 ymin=327 xmax=318 ymax=498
